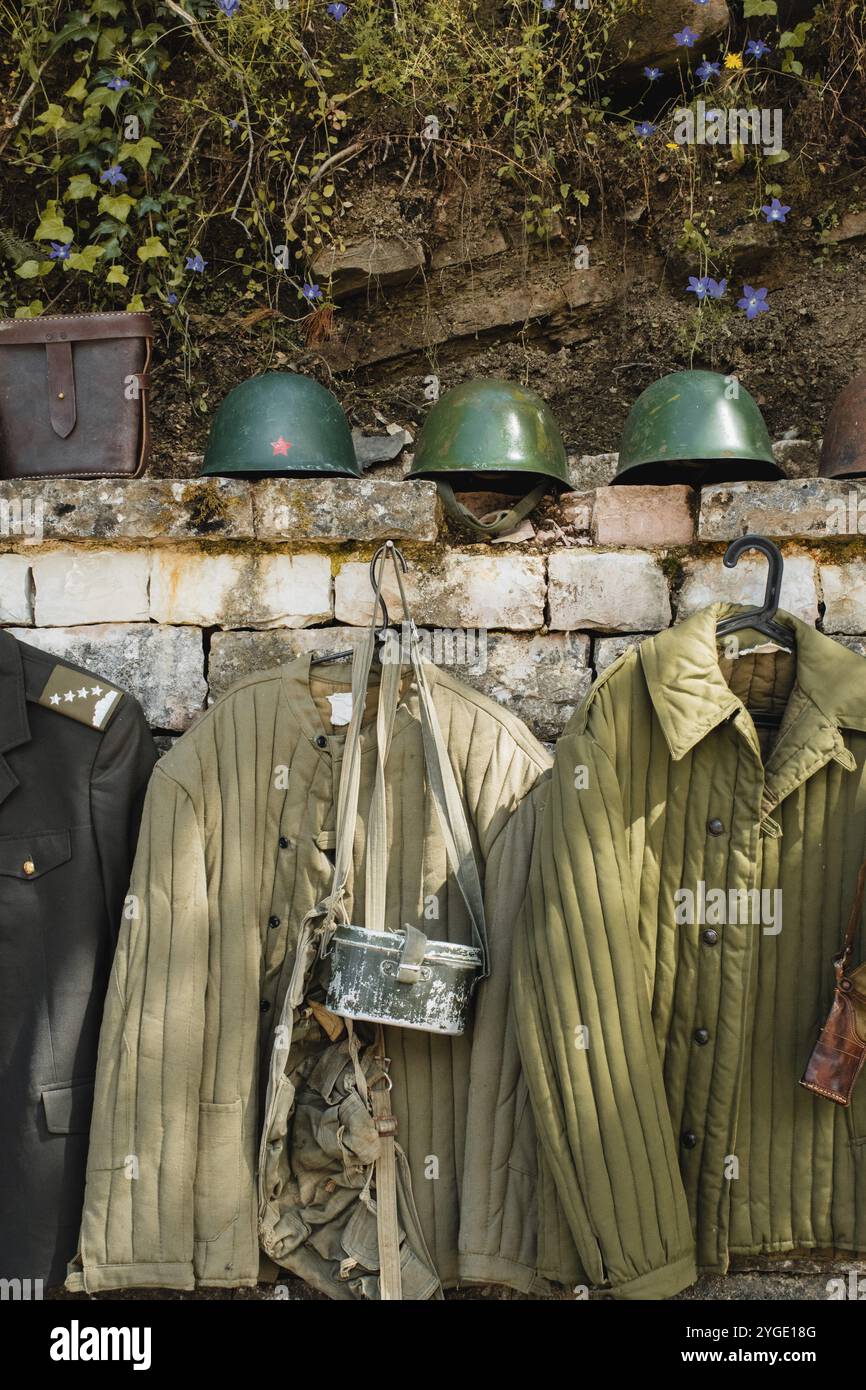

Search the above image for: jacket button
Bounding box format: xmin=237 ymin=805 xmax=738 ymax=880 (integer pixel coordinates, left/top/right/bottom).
xmin=702 ymin=928 xmax=719 ymax=946
xmin=279 ymin=836 xmax=290 ymax=849
xmin=22 ymin=859 xmax=35 ymax=876
xmin=681 ymin=1131 xmax=698 ymax=1150
xmin=694 ymin=1028 xmax=710 ymax=1046
xmin=315 ymin=735 xmax=327 ymax=748
xmin=707 ymin=818 xmax=724 ymax=836
xmin=260 ymin=999 xmax=271 ymax=1013
xmin=268 ymin=915 xmax=281 ymax=930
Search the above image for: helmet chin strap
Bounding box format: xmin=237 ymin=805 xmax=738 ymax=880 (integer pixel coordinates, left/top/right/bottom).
xmin=435 ymin=479 xmax=551 ymax=537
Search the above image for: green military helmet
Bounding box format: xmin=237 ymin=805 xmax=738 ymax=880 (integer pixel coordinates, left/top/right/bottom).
xmin=201 ymin=372 xmax=360 ymax=478
xmin=613 ymin=370 xmax=781 ymax=485
xmin=409 ymin=378 xmax=570 ymax=537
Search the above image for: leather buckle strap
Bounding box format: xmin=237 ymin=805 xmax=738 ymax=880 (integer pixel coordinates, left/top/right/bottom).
xmin=45 ymin=340 xmax=76 ymax=438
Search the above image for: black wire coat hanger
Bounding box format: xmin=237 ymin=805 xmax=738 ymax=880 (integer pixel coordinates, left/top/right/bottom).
xmin=310 ymin=540 xmax=409 ymax=666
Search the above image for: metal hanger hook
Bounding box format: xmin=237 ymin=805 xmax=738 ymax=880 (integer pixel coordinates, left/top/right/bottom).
xmin=369 ymin=541 xmax=408 ymax=635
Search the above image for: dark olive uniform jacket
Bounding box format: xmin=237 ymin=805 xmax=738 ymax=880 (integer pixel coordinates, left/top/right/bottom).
xmin=0 ymin=629 xmax=156 ymax=1286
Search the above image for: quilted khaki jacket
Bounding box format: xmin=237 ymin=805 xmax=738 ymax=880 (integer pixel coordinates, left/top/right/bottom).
xmin=68 ymin=653 xmax=571 ymax=1295
xmin=514 ymin=604 xmax=866 ymax=1300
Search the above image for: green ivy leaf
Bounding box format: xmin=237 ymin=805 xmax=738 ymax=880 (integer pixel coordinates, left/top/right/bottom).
xmin=765 ymin=149 xmax=790 ymax=165
xmin=64 ymin=77 xmax=89 ymax=102
xmin=65 ymin=244 xmax=104 ymax=272
xmin=97 ymin=26 xmax=126 ymax=61
xmin=126 ymin=294 xmax=146 ymax=312
xmin=33 ymin=103 xmax=69 ymax=132
xmin=743 ymin=0 xmax=776 ymax=15
xmin=135 ymin=195 xmax=163 ymax=216
xmin=15 ymin=260 xmax=43 ymax=279
xmin=90 ymin=0 xmax=123 ymax=14
xmin=137 ymin=235 xmax=169 ymax=262
xmin=779 ymin=22 xmax=811 ymax=48
xmin=66 ymin=173 xmax=99 ymax=200
xmin=83 ymin=87 xmax=124 ymax=117
xmin=14 ymin=300 xmax=44 ymax=319
xmin=117 ymin=136 xmax=162 ymax=171
xmin=106 ymin=264 xmax=129 ymax=286
xmin=34 ymin=202 xmax=74 ymax=242
xmin=98 ymin=192 xmax=137 ymax=223
xmin=575 ymin=190 xmax=590 ymax=207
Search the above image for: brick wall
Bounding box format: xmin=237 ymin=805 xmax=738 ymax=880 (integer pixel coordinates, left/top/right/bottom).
xmin=2 ymin=439 xmax=865 ymax=752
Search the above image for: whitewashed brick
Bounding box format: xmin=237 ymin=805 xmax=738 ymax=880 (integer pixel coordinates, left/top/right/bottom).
xmin=548 ymin=551 xmax=671 ymax=632
xmin=33 ymin=551 xmax=149 ymax=625
xmin=699 ymin=478 xmax=866 ymax=542
xmin=150 ymin=552 xmax=332 ymax=628
xmin=820 ymin=562 xmax=866 ymax=634
xmin=594 ymin=633 xmax=652 ymax=672
xmin=253 ymin=478 xmax=438 ymax=542
xmin=334 ymin=554 xmax=545 ymax=630
xmin=0 ymin=554 xmax=32 ymax=623
xmin=678 ymin=554 xmax=819 ymax=624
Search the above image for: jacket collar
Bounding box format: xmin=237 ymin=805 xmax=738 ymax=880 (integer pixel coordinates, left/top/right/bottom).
xmin=640 ymin=602 xmax=866 ymax=766
xmin=280 ymin=650 xmax=427 ymax=750
xmin=0 ymin=630 xmax=31 ymax=805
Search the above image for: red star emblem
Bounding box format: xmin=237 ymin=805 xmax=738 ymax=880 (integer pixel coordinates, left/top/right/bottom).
xmin=271 ymin=436 xmax=292 ymax=456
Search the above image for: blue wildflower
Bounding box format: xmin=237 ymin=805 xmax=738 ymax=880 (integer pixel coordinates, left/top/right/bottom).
xmin=761 ymin=197 xmax=790 ymax=224
xmin=695 ymin=60 xmax=720 ymax=82
xmin=49 ymin=241 xmax=72 ymax=261
xmin=542 ymin=0 xmax=557 ymax=9
xmin=674 ymin=26 xmax=699 ymax=47
xmin=687 ymin=275 xmax=710 ymax=299
xmin=746 ymin=39 xmax=772 ymax=59
xmin=643 ymin=66 xmax=663 ymax=81
xmin=635 ymin=121 xmax=657 ymax=137
xmin=105 ymin=76 xmax=130 ymax=91
xmin=738 ymin=285 xmax=770 ymax=320
xmin=327 ymin=2 xmax=348 ymax=18
xmin=218 ymin=0 xmax=241 ymax=15
xmin=302 ymin=283 xmax=323 ymax=302
xmin=706 ymin=277 xmax=727 ymax=299
xmin=100 ymin=164 xmax=127 ymax=186
xmin=167 ymin=292 xmax=178 ymax=305
xmin=185 ymin=253 xmax=207 ymax=273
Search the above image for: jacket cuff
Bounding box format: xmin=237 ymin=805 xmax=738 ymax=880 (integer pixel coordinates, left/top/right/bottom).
xmin=65 ymin=1262 xmax=195 ymax=1294
xmin=611 ymin=1251 xmax=697 ymax=1301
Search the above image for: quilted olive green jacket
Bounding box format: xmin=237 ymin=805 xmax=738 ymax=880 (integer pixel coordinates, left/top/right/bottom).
xmin=67 ymin=653 xmax=575 ymax=1295
xmin=514 ymin=604 xmax=866 ymax=1300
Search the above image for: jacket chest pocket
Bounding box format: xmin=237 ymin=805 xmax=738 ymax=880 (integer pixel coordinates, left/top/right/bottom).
xmin=0 ymin=830 xmax=71 ymax=885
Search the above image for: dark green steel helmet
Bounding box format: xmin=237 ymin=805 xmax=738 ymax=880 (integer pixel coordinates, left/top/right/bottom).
xmin=409 ymin=378 xmax=570 ymax=537
xmin=613 ymin=370 xmax=780 ymax=485
xmin=201 ymin=372 xmax=360 ymax=478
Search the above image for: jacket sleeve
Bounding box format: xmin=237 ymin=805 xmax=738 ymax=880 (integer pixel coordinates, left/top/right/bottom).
xmin=90 ymin=693 xmax=158 ymax=935
xmin=67 ymin=766 xmax=209 ymax=1292
xmin=512 ymin=730 xmax=697 ymax=1300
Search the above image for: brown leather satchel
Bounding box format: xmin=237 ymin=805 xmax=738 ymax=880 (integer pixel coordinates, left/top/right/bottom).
xmin=0 ymin=312 xmax=152 ymax=479
xmin=800 ymin=858 xmax=866 ymax=1106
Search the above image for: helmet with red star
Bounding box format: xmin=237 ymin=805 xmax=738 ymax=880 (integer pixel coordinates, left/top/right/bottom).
xmin=201 ymin=372 xmax=360 ymax=477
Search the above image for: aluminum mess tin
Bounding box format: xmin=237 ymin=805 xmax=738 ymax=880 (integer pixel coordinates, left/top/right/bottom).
xmin=325 ymin=924 xmax=483 ymax=1035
